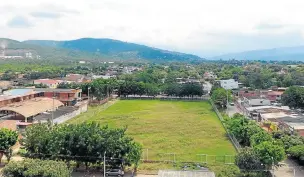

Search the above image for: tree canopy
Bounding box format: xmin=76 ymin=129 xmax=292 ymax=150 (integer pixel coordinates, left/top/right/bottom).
xmin=2 ymin=159 xmax=71 ymax=177
xmin=22 ymin=122 xmax=142 ymax=169
xmin=282 ymin=86 xmax=304 ymax=109
xmin=0 ymin=128 xmax=18 ymax=164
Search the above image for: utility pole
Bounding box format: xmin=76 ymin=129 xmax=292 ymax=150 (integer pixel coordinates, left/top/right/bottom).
xmin=52 ymin=91 xmax=55 ymax=126
xmin=226 ymin=89 xmax=229 ymax=114
xmin=104 ymin=151 xmax=106 ymax=177
xmin=272 ymin=157 xmax=274 ymax=177
xmin=88 ymin=87 xmax=91 ymax=103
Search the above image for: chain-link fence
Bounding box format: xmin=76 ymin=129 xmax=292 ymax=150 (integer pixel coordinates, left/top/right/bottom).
xmin=209 ymin=99 xmax=241 ymax=151
xmin=140 ymin=149 xmax=235 ymax=164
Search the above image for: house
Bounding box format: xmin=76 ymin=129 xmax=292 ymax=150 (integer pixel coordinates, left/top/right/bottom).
xmin=238 ymin=89 xmax=259 ymax=98
xmin=266 ymin=91 xmax=284 ymax=102
xmin=0 ymin=89 xmax=42 ymax=108
xmin=203 ymin=72 xmax=217 ymax=80
xmin=34 ymin=79 xmax=62 ymax=88
xmin=65 ymin=74 xmax=85 ymax=83
xmin=219 ymin=79 xmax=239 ymax=90
xmin=91 ymin=75 xmax=115 ymax=80
xmin=34 ymin=88 xmax=82 ymax=106
xmin=243 ymin=97 xmax=271 ymax=107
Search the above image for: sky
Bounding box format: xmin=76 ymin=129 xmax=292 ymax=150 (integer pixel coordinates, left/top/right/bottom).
xmin=1 ymin=0 xmax=304 ymax=57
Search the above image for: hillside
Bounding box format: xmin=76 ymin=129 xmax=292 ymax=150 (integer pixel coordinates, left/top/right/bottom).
xmin=0 ymin=38 xmax=102 ymax=61
xmin=24 ymin=38 xmax=203 ymax=62
xmin=212 ymin=46 xmax=304 ymax=61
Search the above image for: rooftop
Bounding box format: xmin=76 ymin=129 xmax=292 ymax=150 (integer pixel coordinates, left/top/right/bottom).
xmin=34 ymin=88 xmax=82 ymax=93
xmin=0 ymin=89 xmax=41 ymax=102
xmin=0 ymin=97 xmax=64 ymax=118
xmin=246 ymin=105 xmax=290 ymax=112
xmin=34 ymin=79 xmax=61 ymax=84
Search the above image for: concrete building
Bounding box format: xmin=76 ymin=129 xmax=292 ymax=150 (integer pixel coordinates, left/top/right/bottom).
xmin=267 ymin=91 xmax=284 ymax=102
xmin=238 ymin=89 xmax=284 ymax=102
xmin=0 ymin=89 xmax=43 ymax=108
xmin=243 ymin=97 xmax=271 ymax=107
xmin=91 ymin=75 xmax=115 ymax=80
xmin=34 ymin=79 xmax=62 ymax=88
xmin=65 ymin=74 xmax=85 ymax=83
xmin=219 ymin=79 xmax=239 ymax=90
xmin=34 ymin=88 xmax=82 ymax=106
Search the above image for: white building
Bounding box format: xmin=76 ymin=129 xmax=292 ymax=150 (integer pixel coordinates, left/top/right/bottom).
xmin=243 ymin=97 xmax=271 ymax=107
xmin=25 ymin=52 xmax=33 ymax=59
xmin=219 ymin=79 xmax=239 ymax=90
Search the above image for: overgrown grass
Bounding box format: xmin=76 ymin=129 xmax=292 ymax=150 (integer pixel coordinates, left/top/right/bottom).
xmin=69 ymin=100 xmax=235 ymax=162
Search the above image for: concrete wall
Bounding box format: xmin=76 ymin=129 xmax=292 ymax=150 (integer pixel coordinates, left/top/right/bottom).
xmin=50 ymin=103 xmax=88 ymax=124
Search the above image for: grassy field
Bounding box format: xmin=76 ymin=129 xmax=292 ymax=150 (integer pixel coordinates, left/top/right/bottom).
xmin=68 ymin=100 xmax=235 ymax=162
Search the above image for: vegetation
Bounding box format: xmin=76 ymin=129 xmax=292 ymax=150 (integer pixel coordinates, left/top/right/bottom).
xmin=2 ymin=159 xmax=71 ymax=177
xmin=21 ymin=122 xmax=142 ymax=169
xmin=68 ymin=100 xmax=236 ymax=162
xmin=24 ymin=38 xmax=203 ymax=62
xmin=235 ymin=147 xmax=264 ymax=173
xmin=0 ymin=128 xmax=18 ymax=164
xmin=211 ymin=88 xmax=232 ymax=108
xmin=226 ymin=114 xmax=286 ymax=174
xmin=282 ymin=86 xmax=304 ymax=109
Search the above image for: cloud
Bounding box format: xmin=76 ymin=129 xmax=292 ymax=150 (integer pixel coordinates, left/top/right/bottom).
xmin=30 ymin=12 xmax=62 ymax=19
xmin=6 ymin=16 xmax=33 ymax=28
xmin=256 ymin=23 xmax=285 ymax=30
xmin=1 ymin=0 xmax=304 ymax=56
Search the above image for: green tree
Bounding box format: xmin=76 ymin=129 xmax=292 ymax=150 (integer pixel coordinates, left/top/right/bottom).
xmin=250 ymin=131 xmax=273 ymax=147
xmin=282 ymin=86 xmax=304 ymax=109
xmin=253 ymin=141 xmax=285 ymax=168
xmin=235 ymin=147 xmax=265 ymax=172
xmin=226 ymin=115 xmax=262 ymax=146
xmin=0 ymin=128 xmax=18 ymax=164
xmin=2 ymin=159 xmax=71 ymax=177
xmin=22 ymin=123 xmax=142 ymax=169
xmin=211 ymin=88 xmax=231 ymax=107
xmin=287 ymin=145 xmax=304 ymax=163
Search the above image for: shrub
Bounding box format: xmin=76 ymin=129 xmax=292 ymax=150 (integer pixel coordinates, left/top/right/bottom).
xmin=287 ymin=145 xmax=304 ymax=157
xmin=2 ymin=159 xmax=71 ymax=177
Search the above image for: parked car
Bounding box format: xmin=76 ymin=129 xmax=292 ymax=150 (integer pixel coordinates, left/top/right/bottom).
xmin=106 ymin=169 xmax=124 ymax=177
xmin=229 ymin=102 xmax=235 ymax=106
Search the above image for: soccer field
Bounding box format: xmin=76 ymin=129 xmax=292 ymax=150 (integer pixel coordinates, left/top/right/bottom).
xmin=68 ymin=100 xmax=236 ymax=162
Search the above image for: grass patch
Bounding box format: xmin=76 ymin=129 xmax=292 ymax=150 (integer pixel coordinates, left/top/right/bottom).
xmin=69 ymin=100 xmax=235 ymax=162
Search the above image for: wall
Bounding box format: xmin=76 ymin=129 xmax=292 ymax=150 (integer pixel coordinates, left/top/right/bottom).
xmin=40 ymin=102 xmax=88 ymax=124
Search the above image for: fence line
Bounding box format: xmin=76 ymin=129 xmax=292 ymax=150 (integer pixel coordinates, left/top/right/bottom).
xmin=140 ymin=152 xmax=235 ymax=165
xmin=209 ymin=99 xmax=241 ymax=152
xmin=120 ymin=95 xmax=210 ymax=101
xmin=140 ymin=149 xmax=235 ymax=164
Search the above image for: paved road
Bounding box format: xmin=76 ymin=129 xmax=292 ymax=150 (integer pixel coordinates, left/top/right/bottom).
xmin=203 ymin=82 xmax=212 ymax=94
xmin=226 ymin=104 xmax=241 ymax=117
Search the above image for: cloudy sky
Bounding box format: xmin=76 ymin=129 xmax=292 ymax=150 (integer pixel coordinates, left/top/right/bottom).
xmin=1 ymin=0 xmax=304 ymax=57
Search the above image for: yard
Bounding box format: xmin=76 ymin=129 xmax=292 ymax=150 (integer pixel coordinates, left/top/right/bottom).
xmin=68 ymin=100 xmax=235 ymax=162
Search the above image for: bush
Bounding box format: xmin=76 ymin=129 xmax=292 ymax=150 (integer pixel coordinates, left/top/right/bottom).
xmin=287 ymin=145 xmax=304 ymax=164
xmin=2 ymin=159 xmax=71 ymax=177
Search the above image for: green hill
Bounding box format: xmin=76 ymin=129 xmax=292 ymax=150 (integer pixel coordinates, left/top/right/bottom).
xmin=24 ymin=38 xmax=203 ymax=62
xmin=0 ymin=38 xmax=106 ymax=61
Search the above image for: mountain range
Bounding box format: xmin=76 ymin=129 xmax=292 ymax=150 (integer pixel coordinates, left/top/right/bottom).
xmin=0 ymin=38 xmax=203 ymax=62
xmin=23 ymin=38 xmax=203 ymax=62
xmin=211 ymin=46 xmax=304 ymax=61
xmin=1 ymin=37 xmax=304 ymax=62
